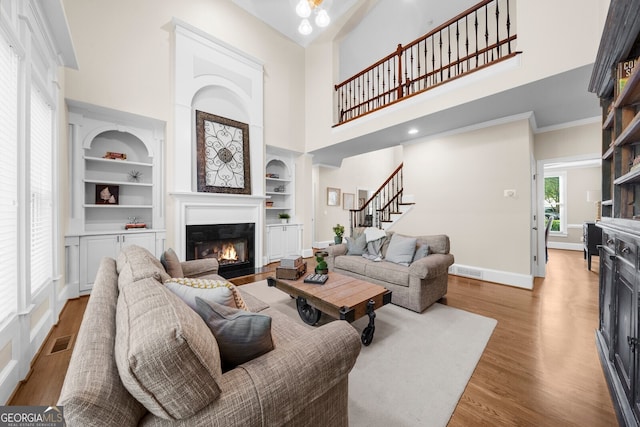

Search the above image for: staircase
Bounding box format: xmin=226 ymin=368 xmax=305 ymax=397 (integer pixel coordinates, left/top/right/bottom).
xmin=349 ymin=163 xmax=415 ymax=234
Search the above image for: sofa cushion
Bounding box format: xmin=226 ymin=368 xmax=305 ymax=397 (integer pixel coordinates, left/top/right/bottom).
xmin=385 ymin=233 xmax=417 ymax=265
xmin=164 ymin=277 xmax=247 ymax=311
xmin=194 ymin=297 xmax=274 ymax=369
xmin=366 ymin=261 xmax=410 ymax=287
xmin=115 ymin=277 xmax=223 ymax=420
xmin=160 ymin=248 xmax=184 ymax=278
xmin=335 ymin=255 xmax=369 ymax=275
xmin=116 ymin=245 xmax=170 ymax=289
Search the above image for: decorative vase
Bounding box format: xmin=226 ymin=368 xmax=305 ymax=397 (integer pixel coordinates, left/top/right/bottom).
xmin=334 ymin=236 xmax=342 ymax=244
xmin=281 ymin=219 xmax=288 ymax=224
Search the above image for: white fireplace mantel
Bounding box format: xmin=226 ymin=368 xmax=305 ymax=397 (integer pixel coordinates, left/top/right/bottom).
xmin=170 ymin=192 xmax=266 ymax=263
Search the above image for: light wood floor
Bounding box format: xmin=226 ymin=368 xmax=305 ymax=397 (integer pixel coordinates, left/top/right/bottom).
xmin=9 ymin=249 xmax=617 ymax=426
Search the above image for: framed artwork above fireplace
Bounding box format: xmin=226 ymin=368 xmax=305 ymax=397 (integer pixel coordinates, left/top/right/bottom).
xmin=195 ymin=110 xmax=251 ymax=195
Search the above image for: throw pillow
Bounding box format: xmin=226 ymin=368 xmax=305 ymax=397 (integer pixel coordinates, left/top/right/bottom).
xmin=160 ymin=248 xmax=184 ymax=278
xmin=346 ymin=233 xmax=367 ymax=255
xmin=385 ymin=233 xmax=417 ymax=266
xmin=164 ymin=277 xmax=248 ymax=311
xmin=115 ymin=278 xmax=222 ymax=419
xmin=194 ymin=297 xmax=274 ymax=369
xmin=412 ymin=243 xmax=430 ymax=263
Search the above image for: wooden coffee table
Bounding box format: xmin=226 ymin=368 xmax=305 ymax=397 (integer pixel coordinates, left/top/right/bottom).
xmin=267 ymin=272 xmax=392 ymax=345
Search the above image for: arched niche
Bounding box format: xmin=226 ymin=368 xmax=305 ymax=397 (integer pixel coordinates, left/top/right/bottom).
xmin=192 ymin=85 xmax=249 ymax=125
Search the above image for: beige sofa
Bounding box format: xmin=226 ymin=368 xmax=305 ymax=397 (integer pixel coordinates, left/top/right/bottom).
xmin=58 ymin=245 xmax=361 ymax=426
xmin=325 ymin=230 xmax=454 ymax=313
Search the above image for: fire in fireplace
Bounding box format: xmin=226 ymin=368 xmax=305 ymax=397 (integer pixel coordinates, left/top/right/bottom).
xmin=186 ymin=223 xmax=255 ymax=278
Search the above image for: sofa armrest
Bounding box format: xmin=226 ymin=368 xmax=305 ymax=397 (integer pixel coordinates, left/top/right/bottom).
xmin=324 ymin=244 xmax=348 ymax=271
xmin=241 ymin=320 xmax=361 ymax=424
xmin=408 ymin=253 xmax=455 ymax=279
xmin=180 ymin=258 xmax=219 ymax=278
xmin=141 ymin=321 xmax=361 ymax=427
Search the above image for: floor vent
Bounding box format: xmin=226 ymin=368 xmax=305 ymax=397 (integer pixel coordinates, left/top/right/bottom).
xmin=456 ymin=267 xmax=484 ymax=280
xmin=48 ymin=334 xmax=74 ymax=355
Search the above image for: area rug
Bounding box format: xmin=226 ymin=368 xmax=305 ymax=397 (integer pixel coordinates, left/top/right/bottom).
xmin=240 ymin=280 xmax=497 ymax=427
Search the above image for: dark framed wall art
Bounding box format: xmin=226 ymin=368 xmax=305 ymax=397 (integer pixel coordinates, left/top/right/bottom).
xmin=196 ymin=110 xmax=251 ymax=194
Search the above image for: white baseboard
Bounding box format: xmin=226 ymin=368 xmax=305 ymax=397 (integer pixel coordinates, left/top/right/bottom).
xmin=448 ymin=263 xmax=534 ymax=290
xmin=313 ymin=240 xmax=333 ymax=249
xmin=548 ymin=242 xmax=583 ymax=251
xmin=301 ymin=248 xmax=314 ymax=258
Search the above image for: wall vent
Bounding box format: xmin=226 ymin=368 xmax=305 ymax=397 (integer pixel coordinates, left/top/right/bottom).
xmin=455 ymin=267 xmax=484 ymax=280
xmin=48 ymin=334 xmax=74 ymax=355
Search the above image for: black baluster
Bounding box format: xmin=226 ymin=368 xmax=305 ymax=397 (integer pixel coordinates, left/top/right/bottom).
xmin=424 ymin=39 xmax=428 ymax=90
xmin=376 ymin=66 xmax=380 ymax=109
xmin=447 ymin=26 xmax=451 ymax=79
xmin=431 ymin=36 xmax=436 ymax=85
xmin=485 ymin=4 xmax=489 ymax=64
xmin=474 ymin=10 xmax=479 ymax=67
xmin=456 ymin=20 xmax=460 ymax=76
xmin=506 ymin=0 xmax=511 ymax=54
xmin=495 ymin=0 xmax=500 ymax=59
xmin=465 ymin=15 xmax=469 ymax=73
xmin=439 ymin=31 xmax=443 ymax=82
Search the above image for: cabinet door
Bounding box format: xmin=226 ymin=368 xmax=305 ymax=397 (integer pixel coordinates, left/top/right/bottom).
xmin=599 ymin=247 xmax=615 ymax=353
xmin=79 ymin=235 xmax=119 ymax=292
xmin=283 ymin=225 xmax=300 ymax=257
xmin=613 ymin=260 xmax=635 ymax=401
xmin=267 ymin=227 xmax=285 ymax=262
xmin=121 ymin=233 xmax=156 ymax=256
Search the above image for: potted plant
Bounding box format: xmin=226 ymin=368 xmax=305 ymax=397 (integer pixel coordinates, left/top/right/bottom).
xmin=333 ymin=224 xmax=345 ymax=244
xmin=278 ymin=212 xmax=290 ymax=224
xmin=315 ymin=250 xmax=329 ymax=274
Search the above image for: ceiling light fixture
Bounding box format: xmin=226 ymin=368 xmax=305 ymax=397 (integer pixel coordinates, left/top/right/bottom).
xmin=298 ymin=18 xmax=313 ymax=35
xmin=408 ymin=128 xmax=418 ymax=135
xmin=295 ymin=0 xmax=330 ymax=35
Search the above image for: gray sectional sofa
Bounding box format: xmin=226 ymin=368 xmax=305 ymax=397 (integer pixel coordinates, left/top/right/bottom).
xmin=58 ymin=245 xmax=361 ymax=426
xmin=325 ymin=229 xmax=454 ymax=312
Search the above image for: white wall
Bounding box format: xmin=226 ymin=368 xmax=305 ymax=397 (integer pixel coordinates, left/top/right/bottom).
xmin=399 ymin=119 xmax=534 ymax=276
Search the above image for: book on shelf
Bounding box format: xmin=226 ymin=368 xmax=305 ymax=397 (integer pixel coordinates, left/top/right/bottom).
xmin=615 ymin=56 xmax=639 ymax=98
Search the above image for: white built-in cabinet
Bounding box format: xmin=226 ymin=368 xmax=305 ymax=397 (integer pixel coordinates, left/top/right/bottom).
xmin=266 ymin=224 xmax=302 ymax=262
xmin=65 ymin=100 xmax=166 ymax=294
xmin=265 ymin=149 xmax=302 ymax=261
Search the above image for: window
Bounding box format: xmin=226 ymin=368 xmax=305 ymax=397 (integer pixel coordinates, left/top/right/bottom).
xmin=0 ymin=36 xmax=18 ymax=323
xmin=544 ymin=172 xmax=566 ymax=234
xmin=30 ymin=87 xmax=53 ymax=295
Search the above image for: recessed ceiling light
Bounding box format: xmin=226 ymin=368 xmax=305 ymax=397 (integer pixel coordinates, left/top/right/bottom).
xmin=408 ymin=128 xmax=418 ymax=135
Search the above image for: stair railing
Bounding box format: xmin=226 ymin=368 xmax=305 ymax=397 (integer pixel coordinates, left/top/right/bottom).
xmin=334 ymin=0 xmax=519 ymax=125
xmin=349 ymin=163 xmax=405 ymax=234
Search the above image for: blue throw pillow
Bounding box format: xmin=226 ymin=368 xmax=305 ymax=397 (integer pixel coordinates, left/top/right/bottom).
xmin=194 ymin=297 xmax=274 ymax=369
xmin=346 ymin=233 xmax=367 ymax=255
xmin=412 ymin=243 xmax=430 ymax=263
xmin=385 ymin=233 xmax=417 ymax=265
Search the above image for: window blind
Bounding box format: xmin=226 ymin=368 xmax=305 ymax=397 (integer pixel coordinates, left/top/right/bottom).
xmin=0 ymin=36 xmax=18 ymax=322
xmin=30 ymin=87 xmax=53 ymax=295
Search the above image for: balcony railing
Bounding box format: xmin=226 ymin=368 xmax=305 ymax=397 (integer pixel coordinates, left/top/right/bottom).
xmin=334 ymin=0 xmax=519 ymax=125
